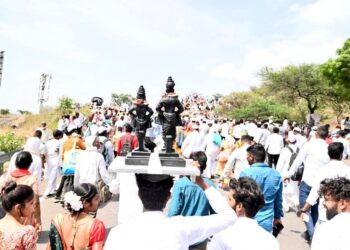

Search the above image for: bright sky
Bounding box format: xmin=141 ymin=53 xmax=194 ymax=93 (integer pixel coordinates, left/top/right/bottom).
xmin=0 ymin=0 xmax=349 ymax=113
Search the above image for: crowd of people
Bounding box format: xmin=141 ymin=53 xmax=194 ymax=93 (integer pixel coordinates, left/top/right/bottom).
xmin=0 ymin=103 xmax=350 ymax=249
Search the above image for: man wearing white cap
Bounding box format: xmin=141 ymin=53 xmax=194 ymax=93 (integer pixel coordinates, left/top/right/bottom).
xmin=276 ymin=132 xmax=300 ymax=212
xmin=37 ymin=121 xmax=50 ymax=143
xmin=293 ymin=127 xmax=307 ymax=149
xmin=97 ymin=126 xmax=114 ymax=167
xmin=181 ymin=124 xmax=203 ymax=158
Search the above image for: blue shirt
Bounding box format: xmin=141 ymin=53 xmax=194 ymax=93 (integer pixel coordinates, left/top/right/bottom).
xmin=168 ymin=176 xmax=216 ymax=217
xmin=240 ymin=163 xmax=283 ymax=232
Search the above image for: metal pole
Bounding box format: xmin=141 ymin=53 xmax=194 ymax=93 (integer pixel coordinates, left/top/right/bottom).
xmin=0 ymin=51 xmax=4 ymax=88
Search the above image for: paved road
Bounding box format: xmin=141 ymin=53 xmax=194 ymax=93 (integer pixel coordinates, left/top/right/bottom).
xmin=37 ymin=187 xmax=310 ymax=250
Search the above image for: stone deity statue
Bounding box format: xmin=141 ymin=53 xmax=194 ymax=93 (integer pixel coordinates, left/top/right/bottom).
xmin=128 ymin=85 xmax=154 ymax=152
xmin=155 ymin=76 xmax=184 ymax=153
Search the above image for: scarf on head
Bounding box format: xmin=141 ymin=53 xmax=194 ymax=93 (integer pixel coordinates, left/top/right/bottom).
xmin=11 ymin=168 xmax=31 ymax=178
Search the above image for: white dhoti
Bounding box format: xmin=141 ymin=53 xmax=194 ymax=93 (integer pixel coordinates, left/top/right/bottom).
xmin=43 ymin=157 xmax=60 ymax=197
xmin=282 ymin=180 xmax=299 ymax=211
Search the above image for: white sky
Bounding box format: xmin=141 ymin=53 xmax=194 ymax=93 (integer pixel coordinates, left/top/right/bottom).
xmin=0 ymin=0 xmax=349 ymax=113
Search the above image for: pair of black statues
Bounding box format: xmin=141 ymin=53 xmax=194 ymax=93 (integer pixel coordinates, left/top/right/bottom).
xmin=126 ymin=76 xmax=185 ymax=167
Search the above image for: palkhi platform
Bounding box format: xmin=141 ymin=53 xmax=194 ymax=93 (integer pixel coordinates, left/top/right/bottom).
xmin=108 ymin=152 xmax=200 ymax=176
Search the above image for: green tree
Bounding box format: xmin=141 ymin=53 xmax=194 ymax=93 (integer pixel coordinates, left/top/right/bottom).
xmin=214 ymin=91 xmax=256 ymax=117
xmin=56 ymin=96 xmax=75 ymax=115
xmin=231 ymin=98 xmax=290 ymax=121
xmin=321 ymin=38 xmax=350 ymax=100
xmin=111 ymin=93 xmax=133 ymax=107
xmin=260 ymin=64 xmax=329 ymax=115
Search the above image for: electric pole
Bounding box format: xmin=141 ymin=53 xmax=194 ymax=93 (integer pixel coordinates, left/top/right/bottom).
xmin=38 ymin=73 xmax=52 ymax=113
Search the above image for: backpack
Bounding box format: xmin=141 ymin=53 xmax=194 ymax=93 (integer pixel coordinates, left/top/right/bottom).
xmin=286 ymin=146 xmax=304 ymax=181
xmin=61 ymin=138 xmax=81 ymax=175
xmin=99 ymin=138 xmax=109 ymax=163
xmin=286 ymin=146 xmax=299 ymax=169
xmin=120 ymin=135 xmax=134 ymax=156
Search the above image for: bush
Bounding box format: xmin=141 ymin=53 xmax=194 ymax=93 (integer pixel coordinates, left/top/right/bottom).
xmin=0 ymin=132 xmax=23 ymax=153
xmin=17 ymin=110 xmax=32 ymax=115
xmin=0 ymin=109 xmax=10 ymax=115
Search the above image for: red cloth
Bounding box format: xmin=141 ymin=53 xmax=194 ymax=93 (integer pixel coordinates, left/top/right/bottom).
xmin=10 ymin=168 xmax=31 ymax=178
xmin=88 ymin=219 xmax=106 ymax=249
xmin=116 ymin=133 xmax=138 ymax=156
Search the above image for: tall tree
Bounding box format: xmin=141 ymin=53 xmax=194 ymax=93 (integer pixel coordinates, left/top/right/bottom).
xmin=260 ymin=64 xmax=328 ymax=115
xmin=321 ymin=38 xmax=350 ymax=100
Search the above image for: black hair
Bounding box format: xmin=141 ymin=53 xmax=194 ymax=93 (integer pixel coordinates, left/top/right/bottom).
xmin=241 ymin=135 xmax=252 ymax=142
xmin=1 ymin=181 xmax=34 ymax=212
xmin=136 ymin=174 xmax=173 ymax=211
xmin=117 ymin=126 xmax=123 ymax=132
xmin=247 ymin=143 xmax=266 ymax=162
xmin=67 ymin=128 xmax=77 ymax=136
xmin=98 ymin=129 xmax=108 ymax=137
xmin=337 ymin=130 xmax=346 ymax=138
xmin=328 ymin=142 xmax=344 ymax=160
xmin=272 ymin=127 xmax=279 ymax=133
xmin=53 ymin=130 xmax=63 ymax=139
xmin=319 ymin=177 xmax=350 ymax=201
xmin=34 ymin=130 xmax=42 ymax=138
xmin=15 ymin=151 xmax=33 ymax=170
xmin=229 ymin=177 xmax=265 ymax=218
xmin=317 ymin=126 xmax=329 ymax=140
xmin=66 ymin=183 xmax=98 ymax=215
xmin=124 ymin=123 xmax=133 ymax=133
xmin=189 ymin=151 xmax=207 ymax=173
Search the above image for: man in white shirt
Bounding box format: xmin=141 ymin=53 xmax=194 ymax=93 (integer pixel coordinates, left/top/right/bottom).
xmin=233 ymin=119 xmax=245 ymax=141
xmin=219 ymin=135 xmax=252 ymax=181
xmin=37 ymin=121 xmax=50 ymax=143
xmin=209 ymin=177 xmax=279 ymax=250
xmin=74 ymin=136 xmax=111 ymax=188
xmin=293 ymin=127 xmax=307 ymax=149
xmin=253 ymin=122 xmax=268 ymax=146
xmin=105 ymin=173 xmax=236 ymax=250
xmin=265 ymin=127 xmax=284 ymax=168
xmin=276 ymin=133 xmax=299 ymax=212
xmin=181 ymin=125 xmax=204 ymax=158
xmin=311 ymin=177 xmax=350 ymax=250
xmin=298 ymin=142 xmax=350 ymax=224
xmin=334 ymin=130 xmax=349 ymax=159
xmin=97 ymin=126 xmax=114 ymax=167
xmin=43 ymin=130 xmax=63 ymax=198
xmin=286 ymin=126 xmax=330 ymax=242
xmin=245 ymin=120 xmax=257 ymax=138
xmin=220 ymin=119 xmax=230 ymax=139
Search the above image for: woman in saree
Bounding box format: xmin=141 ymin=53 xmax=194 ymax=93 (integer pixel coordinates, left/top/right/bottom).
xmin=47 ymin=183 xmax=106 ymax=250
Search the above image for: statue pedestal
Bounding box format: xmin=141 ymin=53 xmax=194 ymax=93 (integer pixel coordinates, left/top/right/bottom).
xmin=125 ymin=151 xmax=151 ymax=166
xmin=109 ymin=153 xmax=199 ymax=176
xmin=159 ymin=152 xmax=186 ymax=167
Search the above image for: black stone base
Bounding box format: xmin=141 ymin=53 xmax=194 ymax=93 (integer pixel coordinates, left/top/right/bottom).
xmin=125 ymin=153 xmax=150 ymax=166
xmin=159 ymin=152 xmax=180 ymax=158
xmin=130 ymin=151 xmax=151 ymax=157
xmin=159 ymin=154 xmax=186 ymax=167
